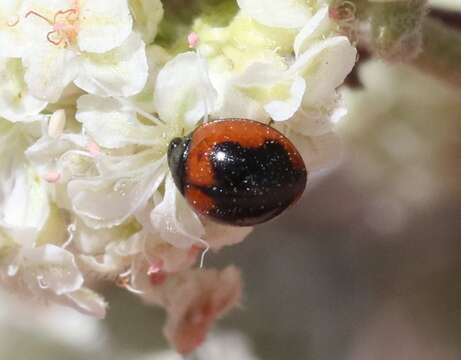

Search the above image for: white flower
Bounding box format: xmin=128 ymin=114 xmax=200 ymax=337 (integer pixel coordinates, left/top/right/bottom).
xmin=0 ymin=0 xmax=26 ymax=58
xmin=23 ymin=0 xmax=132 ymax=52
xmin=0 ymin=122 xmax=101 ymax=313
xmin=130 ymin=44 xmax=171 ymax=114
xmin=194 ymin=5 xmax=356 ymax=136
xmin=77 ymin=221 xmax=145 ymax=277
xmin=201 ymin=220 xmax=253 ymax=251
xmin=283 ymin=32 xmax=356 ymax=138
xmin=0 ymin=58 xmax=47 ymax=122
xmin=0 ymin=121 xmax=105 ymax=317
xmin=291 ymin=35 xmax=357 ymax=111
xmin=76 ymin=95 xmax=164 ymax=148
xmin=57 ymin=48 xmax=251 ymax=307
xmin=74 ymin=33 xmax=149 ymax=98
xmin=0 ymin=122 xmax=48 ymax=230
xmin=67 ymin=151 xmax=167 ymax=229
xmin=70 ymin=50 xmax=217 ymax=245
xmin=232 ymin=61 xmax=306 ymax=122
xmin=150 ymin=174 xmax=205 ymax=249
xmin=20 ymin=0 xmax=147 ymax=102
xmin=0 ymin=189 xmax=81 ymax=302
xmin=63 ymin=287 xmax=107 ymax=319
xmin=154 ymin=51 xmax=217 ymax=126
xmin=0 ymin=0 xmax=358 ymax=351
xmin=129 ymin=0 xmax=164 ymax=44
xmin=13 ymin=244 xmax=83 ymax=296
xmin=237 ymin=0 xmax=315 ymax=29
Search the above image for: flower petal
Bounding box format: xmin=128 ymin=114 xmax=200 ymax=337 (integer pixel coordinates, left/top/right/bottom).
xmin=0 ymin=58 xmax=47 ymax=122
xmin=154 ymin=52 xmax=217 ymax=127
xmin=78 ymin=224 xmax=142 ymax=276
xmin=76 ymin=95 xmax=165 ymax=148
xmin=264 ymin=76 xmax=306 ymax=121
xmin=22 ymin=245 xmax=83 ymax=295
xmin=129 ymin=0 xmax=164 ymax=44
xmin=79 ymin=252 xmax=126 ymax=275
xmin=202 ymin=220 xmax=253 ymax=250
xmin=235 ymin=62 xmax=305 ymax=121
xmin=1 ymin=151 xmax=50 ymax=231
xmin=0 ymin=0 xmax=26 ymax=57
xmin=210 ymin=68 xmax=267 ymax=120
xmin=68 ymin=153 xmax=166 ymax=228
xmin=75 ymin=33 xmax=148 ymax=97
xmin=150 ymin=174 xmax=205 ymax=249
xmin=287 ymin=106 xmax=336 ymax=136
xmin=290 ymin=36 xmax=357 ymax=107
xmin=237 ymin=0 xmax=312 ymax=29
xmin=23 ymin=44 xmax=79 ymax=103
xmin=78 ymin=0 xmax=133 ymax=53
xmin=130 ymin=45 xmax=171 ymax=114
xmin=75 ymin=219 xmax=141 ymax=255
xmin=0 ymin=221 xmax=34 ymax=260
xmin=293 ymin=6 xmax=331 ymax=57
xmin=25 ymin=133 xmax=91 ymax=185
xmin=284 ymin=129 xmax=342 ymax=172
xmin=65 ymin=288 xmax=107 ymax=319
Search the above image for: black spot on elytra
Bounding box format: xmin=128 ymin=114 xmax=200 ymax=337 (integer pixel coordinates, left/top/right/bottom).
xmin=198 ymin=140 xmax=307 ymax=226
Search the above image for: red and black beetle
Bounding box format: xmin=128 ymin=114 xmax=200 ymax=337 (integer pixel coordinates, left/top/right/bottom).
xmin=167 ymin=119 xmax=308 ymax=226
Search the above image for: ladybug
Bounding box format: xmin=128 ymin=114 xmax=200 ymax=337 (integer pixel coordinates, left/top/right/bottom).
xmin=167 ymin=119 xmax=308 ymax=226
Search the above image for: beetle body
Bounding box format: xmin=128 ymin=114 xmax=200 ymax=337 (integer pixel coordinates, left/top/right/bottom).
xmin=168 ymin=119 xmax=307 ymax=226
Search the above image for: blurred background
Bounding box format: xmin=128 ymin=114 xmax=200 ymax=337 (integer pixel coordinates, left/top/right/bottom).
xmin=2 ymin=5 xmax=461 ymax=360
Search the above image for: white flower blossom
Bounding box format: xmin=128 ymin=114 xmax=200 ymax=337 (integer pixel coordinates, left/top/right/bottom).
xmin=20 ymin=0 xmax=147 ymax=102
xmin=237 ymin=0 xmax=315 ymax=29
xmin=129 ymin=0 xmax=164 ymax=44
xmin=195 ymin=5 xmax=356 ymax=136
xmin=0 ymin=121 xmax=103 ymax=316
xmin=0 ymin=58 xmax=47 ymax=122
xmin=69 ymin=50 xmax=217 ymax=241
xmin=0 ymin=0 xmax=358 ymax=353
xmin=0 ymin=0 xmax=26 ymax=58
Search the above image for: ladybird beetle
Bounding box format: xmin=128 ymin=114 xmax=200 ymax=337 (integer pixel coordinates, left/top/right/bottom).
xmin=167 ymin=119 xmax=308 ymax=226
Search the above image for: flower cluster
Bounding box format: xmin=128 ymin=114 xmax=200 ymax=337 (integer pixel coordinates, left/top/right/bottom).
xmin=0 ymin=0 xmax=356 ymax=353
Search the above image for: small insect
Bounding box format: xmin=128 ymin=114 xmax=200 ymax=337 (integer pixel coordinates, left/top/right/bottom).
xmin=168 ymin=119 xmax=308 ymax=226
